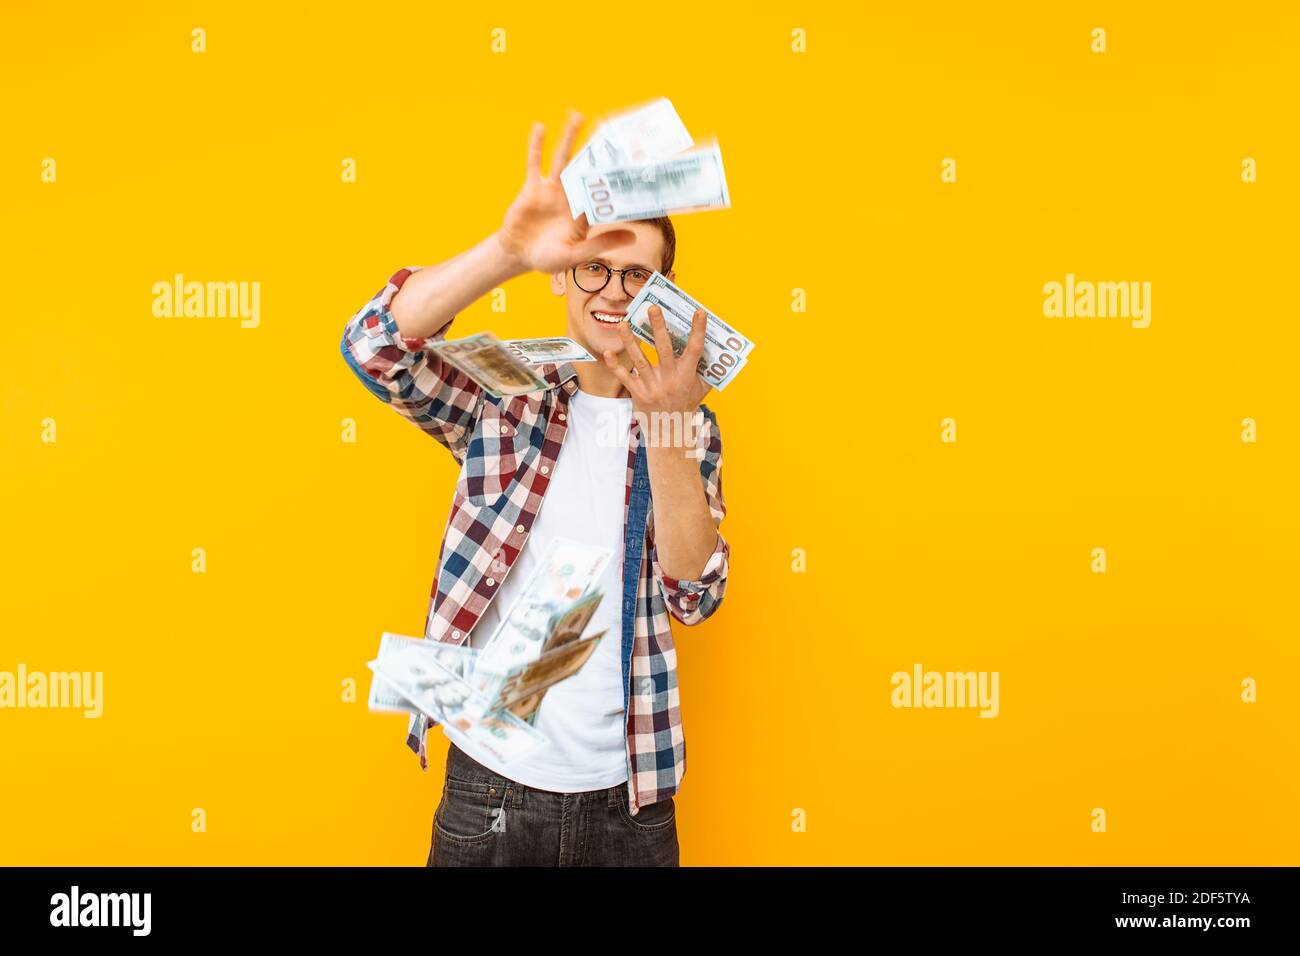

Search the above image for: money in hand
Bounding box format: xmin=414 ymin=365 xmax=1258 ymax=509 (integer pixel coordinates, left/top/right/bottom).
xmin=624 ymin=272 xmax=753 ymax=391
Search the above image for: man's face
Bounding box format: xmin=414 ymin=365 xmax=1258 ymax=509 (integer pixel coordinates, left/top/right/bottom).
xmin=551 ymin=222 xmax=673 ymax=359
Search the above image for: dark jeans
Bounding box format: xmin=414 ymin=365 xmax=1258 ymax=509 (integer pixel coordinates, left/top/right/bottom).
xmin=427 ymin=741 xmax=680 ymax=866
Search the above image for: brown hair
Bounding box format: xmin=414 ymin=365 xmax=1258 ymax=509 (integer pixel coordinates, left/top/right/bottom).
xmin=643 ymin=216 xmax=676 ymax=274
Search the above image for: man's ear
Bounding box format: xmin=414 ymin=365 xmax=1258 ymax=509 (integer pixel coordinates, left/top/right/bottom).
xmin=666 ymin=270 xmax=676 ymax=284
xmin=550 ymin=271 xmax=566 ymax=295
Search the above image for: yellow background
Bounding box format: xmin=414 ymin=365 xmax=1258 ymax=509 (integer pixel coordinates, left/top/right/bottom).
xmin=2 ymin=2 xmax=1296 ymax=865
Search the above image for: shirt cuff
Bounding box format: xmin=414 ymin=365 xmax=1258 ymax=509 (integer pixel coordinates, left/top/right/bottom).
xmin=654 ymin=532 xmax=727 ymax=604
xmin=372 ymin=266 xmax=453 ymax=352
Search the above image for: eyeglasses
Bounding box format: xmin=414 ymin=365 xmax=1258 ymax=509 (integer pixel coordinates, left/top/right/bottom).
xmin=571 ymin=262 xmax=655 ymax=296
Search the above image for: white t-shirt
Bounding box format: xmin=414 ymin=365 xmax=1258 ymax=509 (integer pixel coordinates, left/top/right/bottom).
xmin=447 ymin=387 xmax=633 ymax=791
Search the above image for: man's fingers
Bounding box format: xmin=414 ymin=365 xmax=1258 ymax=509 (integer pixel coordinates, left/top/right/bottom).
xmin=616 ymin=322 xmax=654 ymax=375
xmin=549 ymin=111 xmax=583 ymax=179
xmin=526 ymin=122 xmax=545 ymax=181
xmin=602 ymin=349 xmax=640 ymax=394
xmin=571 ymin=229 xmax=638 ymax=264
xmin=682 ymin=308 xmax=708 ymax=367
xmin=648 ymin=305 xmax=677 ymax=372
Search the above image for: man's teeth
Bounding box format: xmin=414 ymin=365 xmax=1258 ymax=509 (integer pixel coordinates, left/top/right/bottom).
xmin=592 ymin=311 xmax=627 ymax=325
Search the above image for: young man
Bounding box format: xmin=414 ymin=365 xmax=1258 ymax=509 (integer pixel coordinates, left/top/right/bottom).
xmin=340 ymin=112 xmax=730 ymax=866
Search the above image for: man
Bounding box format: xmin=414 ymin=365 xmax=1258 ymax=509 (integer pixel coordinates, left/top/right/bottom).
xmin=339 ymin=112 xmax=730 ymax=866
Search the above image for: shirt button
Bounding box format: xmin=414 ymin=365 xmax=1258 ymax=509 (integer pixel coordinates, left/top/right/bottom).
xmin=486 ymin=577 xmax=495 ymax=586
xmin=451 ymin=630 xmax=460 ymax=640
xmin=516 ymin=524 xmax=526 ymax=534
xmin=540 ymin=465 xmax=550 ymax=475
xmin=499 ymin=424 xmax=509 ymax=435
xmin=558 ymin=413 xmax=566 ymax=421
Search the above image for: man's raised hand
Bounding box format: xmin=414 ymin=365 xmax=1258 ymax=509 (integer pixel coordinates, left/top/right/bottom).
xmin=496 ymin=112 xmax=637 ymax=275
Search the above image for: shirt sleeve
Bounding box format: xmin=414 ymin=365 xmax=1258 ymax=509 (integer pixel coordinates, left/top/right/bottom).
xmin=649 ymin=404 xmax=729 ymax=626
xmin=339 ymin=266 xmax=485 ymax=463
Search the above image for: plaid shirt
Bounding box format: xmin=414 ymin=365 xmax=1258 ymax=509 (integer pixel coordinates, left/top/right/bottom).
xmin=339 ymin=267 xmax=729 ymax=815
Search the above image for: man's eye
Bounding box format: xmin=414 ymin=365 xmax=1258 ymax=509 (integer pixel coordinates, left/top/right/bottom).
xmin=629 ymin=270 xmax=651 ymax=282
xmin=582 ymin=263 xmax=605 ymax=274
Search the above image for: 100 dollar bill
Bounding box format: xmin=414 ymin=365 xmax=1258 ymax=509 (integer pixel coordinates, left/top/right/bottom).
xmin=501 ymin=336 xmax=596 ymax=366
xmin=624 ymin=272 xmax=752 ymax=391
xmin=560 ymin=98 xmax=693 ymax=218
xmin=472 ymin=537 xmax=612 ymax=688
xmin=429 ymin=332 xmax=547 ymax=396
xmin=367 ymin=633 xmax=478 ymax=715
xmin=430 ymin=334 xmax=595 ymax=397
xmin=367 ymin=643 xmax=548 ymax=763
xmin=577 ymin=144 xmax=730 ymax=224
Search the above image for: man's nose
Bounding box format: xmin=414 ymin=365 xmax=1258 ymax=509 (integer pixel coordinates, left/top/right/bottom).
xmin=603 ymin=276 xmax=632 ymax=302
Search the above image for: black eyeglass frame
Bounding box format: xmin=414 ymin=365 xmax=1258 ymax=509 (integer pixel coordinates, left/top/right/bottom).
xmin=570 ymin=262 xmax=655 ymax=296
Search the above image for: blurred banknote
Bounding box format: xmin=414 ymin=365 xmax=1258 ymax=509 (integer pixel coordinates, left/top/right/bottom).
xmin=576 ymin=144 xmax=730 ymax=224
xmin=367 ymin=641 xmax=548 ymax=763
xmin=368 ymin=645 xmax=484 ymax=728
xmin=429 ymin=332 xmax=548 ymax=397
xmin=540 ymin=590 xmax=602 ymax=651
xmin=560 ymin=98 xmax=693 ymax=218
xmin=431 ymin=333 xmax=599 ymax=396
xmin=470 ymin=538 xmax=611 ymax=702
xmin=367 ymin=632 xmax=478 ymax=715
xmin=364 ymin=540 xmax=614 ymax=764
xmin=488 ymin=630 xmax=606 ymax=724
xmin=445 ymin=709 xmax=549 ymax=763
xmin=501 ymin=336 xmax=596 ymax=366
xmin=624 ymin=272 xmax=753 ymax=391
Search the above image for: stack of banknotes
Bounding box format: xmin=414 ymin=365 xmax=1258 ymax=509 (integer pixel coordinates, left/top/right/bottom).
xmin=559 ymin=97 xmax=730 ymax=224
xmin=366 ymin=538 xmax=613 ymax=763
xmin=624 ymin=272 xmax=753 ymax=391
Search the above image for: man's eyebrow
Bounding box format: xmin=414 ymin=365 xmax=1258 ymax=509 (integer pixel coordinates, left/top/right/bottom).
xmin=593 ymin=257 xmax=656 ymax=272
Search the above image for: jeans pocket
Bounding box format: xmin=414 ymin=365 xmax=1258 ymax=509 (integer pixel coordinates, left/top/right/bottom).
xmin=433 ymin=777 xmax=508 ymax=846
xmin=618 ymin=791 xmax=676 ymax=833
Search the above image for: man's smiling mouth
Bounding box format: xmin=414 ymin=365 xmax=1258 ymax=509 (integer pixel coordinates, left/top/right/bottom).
xmin=591 ymin=310 xmax=627 ymax=325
